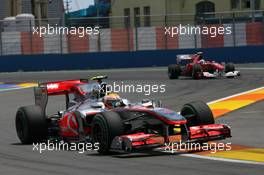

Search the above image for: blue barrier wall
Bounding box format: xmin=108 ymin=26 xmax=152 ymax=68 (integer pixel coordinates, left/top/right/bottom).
xmin=0 ymin=45 xmax=263 ymax=72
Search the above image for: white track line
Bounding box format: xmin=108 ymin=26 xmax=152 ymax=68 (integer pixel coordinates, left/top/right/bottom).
xmin=182 ymin=154 xmax=264 ymax=165
xmin=207 ymin=86 xmax=264 ymax=105
xmin=160 ymin=149 xmax=264 ymax=166
xmin=239 ymin=110 xmax=264 ymax=114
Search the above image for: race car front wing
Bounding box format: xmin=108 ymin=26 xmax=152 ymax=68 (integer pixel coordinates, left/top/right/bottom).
xmin=203 ymin=71 xmax=240 ymax=78
xmin=110 ymin=124 xmax=231 ymax=153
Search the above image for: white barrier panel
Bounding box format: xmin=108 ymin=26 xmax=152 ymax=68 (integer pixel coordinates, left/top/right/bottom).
xmin=1 ymin=32 xmax=21 ymax=55
xmin=234 ymin=23 xmax=246 ymax=46
xmin=61 ymin=34 xmax=68 ymax=54
xmin=179 ymin=33 xmax=196 ymax=49
xmin=100 ymin=29 xmax=111 ymax=52
xmin=43 ymin=34 xmax=68 ymax=54
xmin=195 ymin=30 xmax=202 ymax=48
xmin=89 ymin=35 xmax=99 ymax=52
xmin=178 ymin=26 xmax=202 ymax=49
xmin=137 ymin=27 xmax=156 ymax=50
xmin=133 ymin=29 xmax=136 ymax=51
xmin=224 ymin=24 xmax=234 ymax=47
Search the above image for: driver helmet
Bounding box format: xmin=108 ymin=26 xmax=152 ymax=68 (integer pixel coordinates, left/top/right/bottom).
xmin=196 ymin=52 xmax=203 ymax=60
xmin=199 ymin=59 xmax=205 ymax=64
xmin=103 ymin=93 xmax=123 ymax=109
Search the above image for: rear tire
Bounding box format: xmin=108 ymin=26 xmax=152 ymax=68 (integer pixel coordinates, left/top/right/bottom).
xmin=168 ymin=64 xmax=181 ymax=79
xmin=180 ymin=101 xmax=214 ymax=127
xmin=225 ymin=63 xmax=235 ymax=73
xmin=91 ymin=112 xmax=124 ymax=154
xmin=15 ymin=105 xmax=47 ymax=144
xmin=192 ymin=64 xmax=203 ymax=79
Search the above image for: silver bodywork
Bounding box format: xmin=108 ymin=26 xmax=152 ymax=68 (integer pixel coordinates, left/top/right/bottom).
xmin=67 ymin=98 xmax=106 ymax=117
xmin=65 ymin=98 xmax=161 ymax=118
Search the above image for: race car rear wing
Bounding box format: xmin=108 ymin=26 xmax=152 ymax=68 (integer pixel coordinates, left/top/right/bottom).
xmin=34 ymin=85 xmax=48 ymax=115
xmin=34 ymin=79 xmax=88 ymax=114
xmin=39 ymin=79 xmax=88 ymax=96
xmin=176 ymin=55 xmax=193 ymax=64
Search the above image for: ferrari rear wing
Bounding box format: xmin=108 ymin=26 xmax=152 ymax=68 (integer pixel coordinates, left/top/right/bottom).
xmin=177 ymin=54 xmax=193 ymax=60
xmin=176 ymin=54 xmax=194 ymax=64
xmin=34 ymin=79 xmax=88 ymax=114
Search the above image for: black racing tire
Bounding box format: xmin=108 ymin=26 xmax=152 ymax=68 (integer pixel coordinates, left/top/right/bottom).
xmin=168 ymin=64 xmax=181 ymax=79
xmin=225 ymin=63 xmax=235 ymax=73
xmin=91 ymin=111 xmax=124 ymax=154
xmin=192 ymin=64 xmax=203 ymax=79
xmin=15 ymin=105 xmax=48 ymax=144
xmin=180 ymin=101 xmax=214 ymax=127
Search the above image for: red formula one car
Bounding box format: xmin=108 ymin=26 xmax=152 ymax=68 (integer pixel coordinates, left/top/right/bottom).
xmin=15 ymin=77 xmax=231 ymax=154
xmin=168 ymin=52 xmax=241 ymax=79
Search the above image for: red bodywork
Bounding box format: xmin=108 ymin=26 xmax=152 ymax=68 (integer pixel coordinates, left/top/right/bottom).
xmin=182 ymin=54 xmax=225 ymax=76
xmin=42 ymin=79 xmax=88 ymax=96
xmin=58 ymin=112 xmax=92 ymax=138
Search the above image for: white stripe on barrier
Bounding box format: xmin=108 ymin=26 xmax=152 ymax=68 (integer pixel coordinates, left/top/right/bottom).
xmin=1 ymin=32 xmax=21 ymax=55
xmin=43 ymin=34 xmax=68 ymax=54
xmin=133 ymin=28 xmax=136 ymax=51
xmin=224 ymin=24 xmax=234 ymax=47
xmin=100 ymin=29 xmax=111 ymax=52
xmin=182 ymin=154 xmax=264 ymax=166
xmin=61 ymin=34 xmax=68 ymax=54
xmin=177 ymin=24 xmax=202 ymax=49
xmin=89 ymin=35 xmax=99 ymax=52
xmin=196 ymin=30 xmax=202 ymax=48
xmin=234 ymin=23 xmax=246 ymax=46
xmin=137 ymin=27 xmax=156 ymax=50
xmin=179 ymin=33 xmax=196 ymax=49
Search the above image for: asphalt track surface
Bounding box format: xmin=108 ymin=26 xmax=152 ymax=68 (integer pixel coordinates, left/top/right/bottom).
xmin=0 ymin=66 xmax=264 ymax=175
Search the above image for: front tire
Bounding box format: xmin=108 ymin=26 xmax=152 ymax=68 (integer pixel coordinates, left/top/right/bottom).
xmin=225 ymin=63 xmax=235 ymax=73
xmin=168 ymin=64 xmax=181 ymax=79
xmin=180 ymin=101 xmax=214 ymax=127
xmin=15 ymin=105 xmax=48 ymax=144
xmin=192 ymin=64 xmax=203 ymax=79
xmin=91 ymin=112 xmax=124 ymax=154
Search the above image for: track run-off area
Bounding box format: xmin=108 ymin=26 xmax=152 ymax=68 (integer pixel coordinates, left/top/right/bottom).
xmin=0 ymin=65 xmax=263 ymax=175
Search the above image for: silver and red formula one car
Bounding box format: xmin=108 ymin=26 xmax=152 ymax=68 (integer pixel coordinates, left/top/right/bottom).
xmin=168 ymin=52 xmax=241 ymax=79
xmin=15 ymin=76 xmax=231 ymax=154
